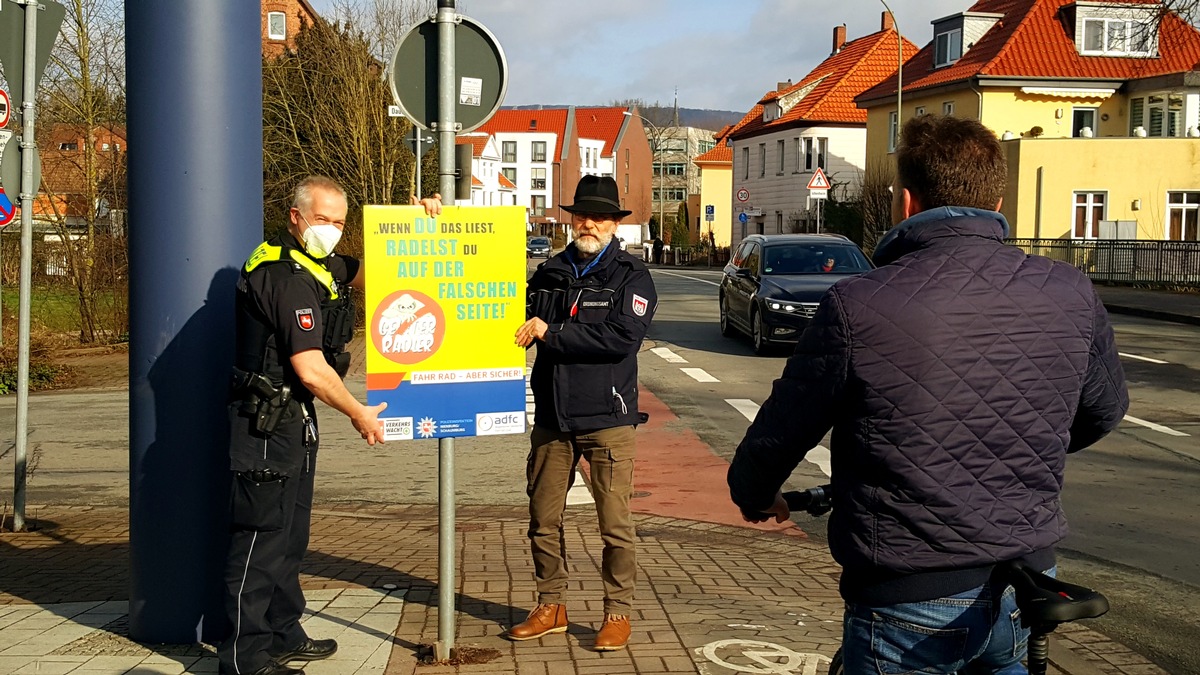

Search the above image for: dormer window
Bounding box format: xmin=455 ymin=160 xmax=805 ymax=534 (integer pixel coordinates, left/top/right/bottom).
xmin=934 ymin=28 xmax=963 ymax=67
xmin=1081 ymin=17 xmax=1152 ymax=56
xmin=267 ymin=12 xmax=286 ymax=41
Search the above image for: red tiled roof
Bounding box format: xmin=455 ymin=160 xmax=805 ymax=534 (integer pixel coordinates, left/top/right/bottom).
xmin=479 ymin=109 xmax=571 ymax=159
xmin=723 ymin=95 xmax=773 ymax=147
xmin=858 ymin=0 xmax=1200 ymax=103
xmin=456 ymin=134 xmax=490 ymax=157
xmin=575 ymin=107 xmax=632 ymax=156
xmin=693 ymin=142 xmax=732 ymax=165
xmin=471 ymin=176 xmax=483 ymax=187
xmin=498 ymin=173 xmax=516 ymax=189
xmin=733 ymin=28 xmax=919 ymax=139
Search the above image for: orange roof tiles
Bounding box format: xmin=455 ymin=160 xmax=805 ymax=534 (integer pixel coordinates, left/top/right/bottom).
xmin=456 ymin=134 xmax=490 ymax=157
xmin=498 ymin=173 xmax=517 ymax=189
xmin=693 ymin=142 xmax=732 ymax=165
xmin=733 ymin=28 xmax=919 ymax=139
xmin=858 ymin=0 xmax=1200 ymax=103
xmin=479 ymin=109 xmax=571 ymax=159
xmin=575 ymin=107 xmax=632 ymax=156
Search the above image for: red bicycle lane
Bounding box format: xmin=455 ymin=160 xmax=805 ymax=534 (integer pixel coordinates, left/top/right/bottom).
xmin=591 ymin=384 xmax=807 ymax=537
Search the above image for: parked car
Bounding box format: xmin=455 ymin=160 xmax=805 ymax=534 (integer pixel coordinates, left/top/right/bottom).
xmin=526 ymin=236 xmax=552 ymax=258
xmin=719 ymin=234 xmax=873 ymax=354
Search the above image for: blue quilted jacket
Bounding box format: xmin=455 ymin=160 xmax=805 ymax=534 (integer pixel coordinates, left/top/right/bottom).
xmin=728 ymin=208 xmax=1128 ymax=604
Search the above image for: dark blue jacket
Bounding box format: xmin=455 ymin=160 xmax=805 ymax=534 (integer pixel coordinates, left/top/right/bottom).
xmin=527 ymin=241 xmax=657 ymax=432
xmin=728 ymin=208 xmax=1128 ymax=604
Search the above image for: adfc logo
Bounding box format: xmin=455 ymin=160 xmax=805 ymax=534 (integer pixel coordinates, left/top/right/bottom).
xmin=371 ymin=289 xmax=446 ymax=365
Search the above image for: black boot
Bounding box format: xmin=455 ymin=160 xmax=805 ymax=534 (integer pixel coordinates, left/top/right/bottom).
xmin=270 ymin=638 xmax=338 ymax=663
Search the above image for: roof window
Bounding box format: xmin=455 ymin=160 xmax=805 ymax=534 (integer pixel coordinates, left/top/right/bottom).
xmin=934 ymin=28 xmax=962 ymax=67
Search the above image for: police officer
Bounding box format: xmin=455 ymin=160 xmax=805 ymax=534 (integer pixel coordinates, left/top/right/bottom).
xmin=219 ymin=176 xmax=440 ymax=675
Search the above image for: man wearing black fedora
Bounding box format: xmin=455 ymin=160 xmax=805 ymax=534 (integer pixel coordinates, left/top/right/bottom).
xmin=510 ymin=175 xmax=657 ymax=651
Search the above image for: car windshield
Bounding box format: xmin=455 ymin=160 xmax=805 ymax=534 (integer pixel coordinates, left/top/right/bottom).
xmin=761 ymin=244 xmax=871 ymax=275
xmin=529 ymin=238 xmax=550 ymax=246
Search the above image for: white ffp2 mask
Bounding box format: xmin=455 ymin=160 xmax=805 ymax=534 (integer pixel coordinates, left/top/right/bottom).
xmin=300 ymin=219 xmax=343 ymax=258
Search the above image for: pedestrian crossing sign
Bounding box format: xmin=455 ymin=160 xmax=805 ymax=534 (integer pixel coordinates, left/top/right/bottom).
xmin=806 ymin=167 xmax=830 ymax=191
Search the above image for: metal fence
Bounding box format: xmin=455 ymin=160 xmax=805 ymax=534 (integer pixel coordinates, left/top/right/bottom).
xmin=1007 ymin=239 xmax=1200 ymax=288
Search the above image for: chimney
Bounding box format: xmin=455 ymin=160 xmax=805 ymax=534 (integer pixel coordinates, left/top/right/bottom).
xmin=832 ymin=25 xmax=847 ymax=55
xmin=776 ymin=79 xmax=792 ymax=92
xmin=881 ymin=11 xmax=894 ymax=32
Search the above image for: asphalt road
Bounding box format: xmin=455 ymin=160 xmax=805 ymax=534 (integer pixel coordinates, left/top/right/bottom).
xmin=638 ymin=265 xmax=1200 ymax=674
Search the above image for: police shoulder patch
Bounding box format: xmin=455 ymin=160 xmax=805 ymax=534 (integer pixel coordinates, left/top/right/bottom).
xmin=296 ymin=308 xmax=315 ymax=331
xmin=631 ymin=294 xmax=648 ymax=317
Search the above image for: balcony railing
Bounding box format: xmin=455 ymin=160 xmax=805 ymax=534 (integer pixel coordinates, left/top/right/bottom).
xmin=1007 ymin=239 xmax=1200 ymax=287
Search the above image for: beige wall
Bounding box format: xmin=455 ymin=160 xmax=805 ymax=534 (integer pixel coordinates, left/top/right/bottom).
xmin=1002 ymin=137 xmax=1200 ymax=239
xmin=697 ymin=163 xmax=733 ymax=247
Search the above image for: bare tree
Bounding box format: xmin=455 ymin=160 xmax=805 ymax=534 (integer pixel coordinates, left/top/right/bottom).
xmin=34 ymin=0 xmax=127 ymax=343
xmin=328 ymin=0 xmax=433 ymax=64
xmin=860 ymin=159 xmax=894 ymax=255
xmin=262 ymin=4 xmax=435 ymax=260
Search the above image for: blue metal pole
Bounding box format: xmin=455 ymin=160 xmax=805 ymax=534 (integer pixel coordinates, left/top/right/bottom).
xmin=125 ymin=0 xmax=262 ymax=643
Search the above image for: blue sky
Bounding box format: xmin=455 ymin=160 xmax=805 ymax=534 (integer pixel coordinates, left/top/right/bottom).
xmin=309 ymin=0 xmax=970 ymax=112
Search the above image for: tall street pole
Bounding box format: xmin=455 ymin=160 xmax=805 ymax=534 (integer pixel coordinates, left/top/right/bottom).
xmin=624 ymin=111 xmax=663 ymax=248
xmin=416 ymin=125 xmax=423 ymax=198
xmin=880 ymin=2 xmax=903 ymax=140
xmin=435 ymin=0 xmax=458 ymax=662
xmin=13 ymin=0 xmax=42 ymax=533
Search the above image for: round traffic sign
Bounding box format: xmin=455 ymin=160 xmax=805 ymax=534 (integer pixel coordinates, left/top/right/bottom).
xmin=736 ymin=187 xmax=749 ymax=202
xmin=0 ymin=89 xmax=9 ymax=128
xmin=738 ymin=212 xmax=748 ymax=224
xmin=0 ymin=187 xmax=15 ymax=228
xmin=390 ymin=14 xmax=508 ymax=133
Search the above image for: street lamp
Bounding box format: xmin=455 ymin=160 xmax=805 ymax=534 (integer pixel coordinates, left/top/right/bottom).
xmin=623 ymin=110 xmax=665 ymax=249
xmin=880 ymin=1 xmax=903 ymax=143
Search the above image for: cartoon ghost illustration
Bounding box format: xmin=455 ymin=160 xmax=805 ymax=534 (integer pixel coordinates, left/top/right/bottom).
xmin=382 ymin=293 xmax=424 ymax=325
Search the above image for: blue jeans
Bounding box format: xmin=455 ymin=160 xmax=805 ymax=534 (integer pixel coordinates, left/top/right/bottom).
xmin=841 ymin=568 xmax=1056 ymax=675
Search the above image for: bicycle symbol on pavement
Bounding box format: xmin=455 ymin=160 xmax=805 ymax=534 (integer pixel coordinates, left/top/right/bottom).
xmin=699 ymin=639 xmax=832 ymax=674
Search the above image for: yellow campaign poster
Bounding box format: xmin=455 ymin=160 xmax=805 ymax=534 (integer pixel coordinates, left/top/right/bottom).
xmin=363 ymin=205 xmax=527 ymax=440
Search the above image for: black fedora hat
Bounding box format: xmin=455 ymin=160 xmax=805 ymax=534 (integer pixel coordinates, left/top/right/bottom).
xmin=562 ymin=175 xmax=632 ymax=218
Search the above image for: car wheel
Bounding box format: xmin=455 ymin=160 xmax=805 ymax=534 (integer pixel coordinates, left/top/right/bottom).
xmin=751 ymin=308 xmax=770 ymax=356
xmin=719 ymin=295 xmax=737 ymax=337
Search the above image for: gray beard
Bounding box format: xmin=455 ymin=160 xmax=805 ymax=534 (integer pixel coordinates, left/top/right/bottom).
xmin=573 ymin=231 xmax=613 ymax=256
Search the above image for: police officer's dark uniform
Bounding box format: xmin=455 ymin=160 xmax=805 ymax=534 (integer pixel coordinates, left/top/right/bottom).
xmin=218 ymin=231 xmax=356 ymax=675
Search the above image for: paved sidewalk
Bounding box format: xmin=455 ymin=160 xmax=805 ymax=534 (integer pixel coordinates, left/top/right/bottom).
xmin=0 ymin=504 xmax=1164 ymax=675
xmin=1093 ymin=284 xmax=1200 ymax=325
xmin=0 ymin=326 xmax=1181 ymax=674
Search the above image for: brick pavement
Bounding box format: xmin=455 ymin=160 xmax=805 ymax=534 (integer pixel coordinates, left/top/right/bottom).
xmin=0 ymin=503 xmax=1167 ymax=674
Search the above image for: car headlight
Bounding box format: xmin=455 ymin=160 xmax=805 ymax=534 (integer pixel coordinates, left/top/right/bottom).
xmin=766 ymin=301 xmax=799 ymax=313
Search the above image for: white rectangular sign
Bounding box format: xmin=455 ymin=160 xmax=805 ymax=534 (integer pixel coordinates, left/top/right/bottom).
xmin=460 ymin=77 xmax=483 ymax=106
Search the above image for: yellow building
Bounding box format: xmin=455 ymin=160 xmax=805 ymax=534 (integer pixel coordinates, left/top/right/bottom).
xmin=693 ymin=137 xmax=733 ymax=248
xmin=857 ymin=0 xmax=1200 ymax=242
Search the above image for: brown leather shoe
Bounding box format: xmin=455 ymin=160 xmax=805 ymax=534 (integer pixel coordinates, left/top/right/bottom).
xmin=594 ymin=614 xmax=631 ymax=651
xmin=506 ymin=603 xmax=568 ymax=641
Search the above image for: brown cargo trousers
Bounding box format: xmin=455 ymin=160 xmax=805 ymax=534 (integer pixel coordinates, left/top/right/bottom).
xmin=526 ymin=424 xmax=637 ymax=616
